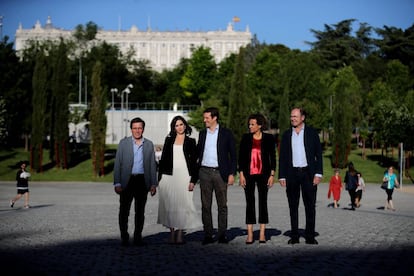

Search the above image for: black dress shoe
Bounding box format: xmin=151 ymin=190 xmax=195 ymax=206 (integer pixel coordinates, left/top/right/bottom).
xmin=218 ymin=236 xmax=229 ymax=244
xmin=288 ymin=238 xmax=300 ymax=244
xmin=202 ymin=236 xmax=215 ymax=245
xmin=259 ymin=240 xmax=266 ymax=244
xmin=245 ymin=240 xmax=254 ymax=245
xmin=305 ymin=239 xmax=318 ymax=245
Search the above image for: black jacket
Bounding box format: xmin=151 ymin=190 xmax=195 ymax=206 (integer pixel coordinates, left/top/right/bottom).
xmin=238 ymin=132 xmax=276 ymax=177
xmin=158 ymin=135 xmax=198 ymax=184
xmin=197 ymin=126 xmax=237 ymax=182
xmin=278 ymin=125 xmax=323 ymax=180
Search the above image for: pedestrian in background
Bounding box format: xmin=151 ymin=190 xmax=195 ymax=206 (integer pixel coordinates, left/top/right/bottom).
xmin=157 ymin=115 xmax=202 ymax=244
xmin=328 ymin=168 xmax=342 ymax=208
xmin=113 ymin=117 xmax=158 ymax=247
xmin=344 ymin=162 xmax=358 ymax=210
xmin=10 ymin=161 xmax=31 ymax=209
xmin=238 ymin=113 xmax=276 ymax=244
xmin=355 ymin=172 xmax=365 ymax=208
xmin=278 ymin=107 xmax=323 ymax=245
xmin=383 ymin=166 xmax=399 ymax=211
xmin=197 ymin=107 xmax=237 ymax=245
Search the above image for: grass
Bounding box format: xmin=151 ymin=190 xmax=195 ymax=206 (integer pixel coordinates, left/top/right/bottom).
xmin=1 ymin=146 xmax=413 ymax=184
xmin=322 ymin=146 xmax=413 ymax=184
xmin=0 ymin=147 xmax=114 ymax=182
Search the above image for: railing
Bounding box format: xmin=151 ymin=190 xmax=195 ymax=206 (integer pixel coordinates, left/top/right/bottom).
xmin=105 ymin=102 xmax=199 ymax=111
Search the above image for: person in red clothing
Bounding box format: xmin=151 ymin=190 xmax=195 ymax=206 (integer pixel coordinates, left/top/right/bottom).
xmin=328 ymin=169 xmax=342 ymax=208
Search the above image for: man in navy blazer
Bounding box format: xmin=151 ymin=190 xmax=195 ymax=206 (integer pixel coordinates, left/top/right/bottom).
xmin=278 ymin=108 xmax=323 ymax=245
xmin=113 ymin=117 xmax=158 ymax=246
xmin=197 ymin=107 xmax=237 ymax=244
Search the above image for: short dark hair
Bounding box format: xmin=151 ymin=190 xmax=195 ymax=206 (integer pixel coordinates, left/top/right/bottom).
xmin=130 ymin=117 xmax=145 ymax=129
xmin=203 ymin=107 xmax=220 ymax=122
xmin=247 ymin=113 xmax=268 ymax=130
xmin=169 ymin=115 xmax=192 ymax=136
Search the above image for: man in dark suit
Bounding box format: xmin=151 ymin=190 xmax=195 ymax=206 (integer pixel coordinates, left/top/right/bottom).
xmin=278 ymin=108 xmax=323 ymax=245
xmin=197 ymin=107 xmax=237 ymax=245
xmin=113 ymin=117 xmax=158 ymax=246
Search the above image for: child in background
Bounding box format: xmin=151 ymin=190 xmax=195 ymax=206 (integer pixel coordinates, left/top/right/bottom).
xmin=10 ymin=161 xmax=31 ymax=209
xmin=355 ymin=172 xmax=365 ymax=208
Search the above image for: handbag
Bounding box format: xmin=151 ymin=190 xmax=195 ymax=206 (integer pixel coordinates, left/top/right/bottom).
xmin=381 ymin=181 xmax=388 ymax=189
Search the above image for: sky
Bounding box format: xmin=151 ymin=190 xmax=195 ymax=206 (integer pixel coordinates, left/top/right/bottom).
xmin=1 ymin=0 xmax=413 ymax=51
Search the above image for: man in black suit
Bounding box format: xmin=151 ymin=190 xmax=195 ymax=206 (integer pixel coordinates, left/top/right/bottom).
xmin=278 ymin=108 xmax=323 ymax=245
xmin=197 ymin=107 xmax=237 ymax=245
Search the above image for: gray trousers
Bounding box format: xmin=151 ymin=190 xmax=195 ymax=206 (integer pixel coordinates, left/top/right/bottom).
xmin=199 ymin=167 xmax=228 ymax=238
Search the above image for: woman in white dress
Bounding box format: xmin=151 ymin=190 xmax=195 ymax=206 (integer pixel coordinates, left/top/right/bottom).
xmin=157 ymin=116 xmax=202 ymax=244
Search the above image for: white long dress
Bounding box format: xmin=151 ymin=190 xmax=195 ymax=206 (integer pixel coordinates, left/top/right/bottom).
xmin=157 ymin=144 xmax=202 ymax=229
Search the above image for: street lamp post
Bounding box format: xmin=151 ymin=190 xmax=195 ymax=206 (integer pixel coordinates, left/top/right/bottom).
xmin=122 ymin=84 xmax=133 ymax=137
xmin=110 ymin=88 xmax=118 ymax=110
xmin=110 ymin=88 xmax=118 ymax=143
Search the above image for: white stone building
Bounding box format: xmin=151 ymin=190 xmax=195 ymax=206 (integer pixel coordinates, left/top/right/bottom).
xmin=15 ymin=16 xmax=252 ymax=71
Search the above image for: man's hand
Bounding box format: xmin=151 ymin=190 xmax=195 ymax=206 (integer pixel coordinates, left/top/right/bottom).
xmin=313 ymin=176 xmax=322 ymax=186
xmin=150 ymin=185 xmax=157 ymax=196
xmin=279 ymin=179 xmax=286 ymax=187
xmin=114 ymin=186 xmax=122 ymax=194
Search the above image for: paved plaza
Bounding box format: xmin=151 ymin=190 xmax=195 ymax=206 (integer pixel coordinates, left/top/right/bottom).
xmin=0 ymin=181 xmax=413 ymax=275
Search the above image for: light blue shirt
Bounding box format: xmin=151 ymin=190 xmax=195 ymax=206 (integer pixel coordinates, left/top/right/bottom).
xmin=201 ymin=124 xmax=219 ymax=167
xmin=132 ymin=138 xmax=145 ymax=174
xmin=291 ymin=124 xmax=308 ymax=168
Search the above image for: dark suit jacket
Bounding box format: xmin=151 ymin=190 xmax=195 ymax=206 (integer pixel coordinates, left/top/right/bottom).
xmin=158 ymin=135 xmax=198 ymax=183
xmin=238 ymin=132 xmax=276 ymax=177
xmin=278 ymin=125 xmax=323 ymax=180
xmin=197 ymin=126 xmax=237 ymax=182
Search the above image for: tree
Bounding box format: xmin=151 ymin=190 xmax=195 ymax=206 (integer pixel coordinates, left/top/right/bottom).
xmin=50 ymin=41 xmax=70 ymax=169
xmin=31 ymin=52 xmax=49 ymax=171
xmin=384 ymin=60 xmax=412 ymax=100
xmin=308 ymin=19 xmax=374 ymax=69
xmin=375 ymin=24 xmax=414 ymax=76
xmin=248 ymin=47 xmax=282 ymax=128
xmin=89 ymin=61 xmax=107 ymax=177
xmin=0 ymin=97 xmax=6 ymax=146
xmin=0 ymin=36 xmax=32 ymax=148
xmin=330 ymin=66 xmax=362 ymax=168
xmin=228 ymin=47 xmax=250 ymax=147
xmin=73 ymin=21 xmax=98 ymax=42
xmin=179 ymin=46 xmax=217 ymax=105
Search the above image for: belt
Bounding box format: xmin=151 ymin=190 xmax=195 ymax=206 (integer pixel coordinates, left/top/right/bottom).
xmin=293 ymin=166 xmax=308 ymax=172
xmin=131 ymin=173 xmax=144 ymax=177
xmin=201 ymin=166 xmax=220 ymax=171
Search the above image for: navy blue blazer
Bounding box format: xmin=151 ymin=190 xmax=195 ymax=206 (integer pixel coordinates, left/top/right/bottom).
xmin=278 ymin=125 xmax=323 ymax=180
xmin=238 ymin=132 xmax=276 ymax=177
xmin=197 ymin=126 xmax=237 ymax=182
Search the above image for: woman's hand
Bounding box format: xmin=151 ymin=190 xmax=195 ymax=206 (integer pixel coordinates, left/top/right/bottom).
xmin=239 ymin=173 xmax=246 ymax=188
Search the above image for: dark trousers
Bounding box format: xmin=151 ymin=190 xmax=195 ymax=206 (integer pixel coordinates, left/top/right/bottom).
xmin=199 ymin=167 xmax=228 ymax=238
xmin=244 ymin=174 xmax=269 ymax=224
xmin=119 ymin=174 xmax=148 ymax=242
xmin=348 ymin=189 xmax=356 ymax=207
xmin=385 ymin=188 xmax=394 ymax=201
xmin=286 ymin=168 xmax=317 ymax=240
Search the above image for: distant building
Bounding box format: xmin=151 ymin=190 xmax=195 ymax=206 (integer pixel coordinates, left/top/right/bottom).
xmin=15 ymin=16 xmax=252 ymax=71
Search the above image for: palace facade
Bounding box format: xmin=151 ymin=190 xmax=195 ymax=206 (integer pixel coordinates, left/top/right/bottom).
xmin=15 ymin=16 xmax=252 ymax=71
